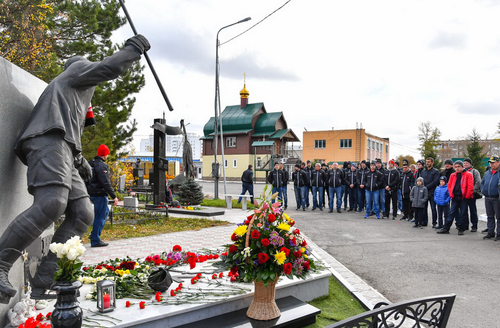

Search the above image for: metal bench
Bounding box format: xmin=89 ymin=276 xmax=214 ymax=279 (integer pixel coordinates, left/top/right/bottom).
xmin=223 ymin=194 xmax=253 ymax=210
xmin=326 ymin=294 xmax=456 ymax=328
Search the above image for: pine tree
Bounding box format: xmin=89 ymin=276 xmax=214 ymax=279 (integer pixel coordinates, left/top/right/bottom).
xmin=176 ymin=179 xmax=204 ymax=206
xmin=465 ymin=128 xmax=487 ymax=176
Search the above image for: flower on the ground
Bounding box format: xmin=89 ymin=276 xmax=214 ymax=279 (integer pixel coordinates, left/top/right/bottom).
xmin=139 ymin=301 xmax=146 ymax=309
xmin=17 ymin=317 xmax=50 ymax=328
xmin=155 ymin=292 xmax=163 ymax=302
xmin=126 ymin=301 xmax=131 ymax=307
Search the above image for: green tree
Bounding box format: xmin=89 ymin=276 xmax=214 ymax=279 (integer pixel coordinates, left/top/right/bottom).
xmin=177 ymin=179 xmax=204 ymax=206
xmin=465 ymin=128 xmax=487 ymax=176
xmin=395 ymin=155 xmax=416 ymax=165
xmin=1 ymin=0 xmax=144 ymax=160
xmin=418 ymin=121 xmax=442 ymax=169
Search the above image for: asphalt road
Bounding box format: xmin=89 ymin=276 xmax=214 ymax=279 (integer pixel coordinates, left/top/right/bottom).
xmin=199 ymin=180 xmax=497 ymax=328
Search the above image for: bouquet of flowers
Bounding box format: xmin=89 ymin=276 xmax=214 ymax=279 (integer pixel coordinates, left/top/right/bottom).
xmin=223 ymin=187 xmax=316 ymax=286
xmin=49 ymin=236 xmax=86 ymax=282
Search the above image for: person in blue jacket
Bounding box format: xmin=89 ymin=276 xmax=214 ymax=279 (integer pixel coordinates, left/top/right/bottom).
xmin=481 ymin=156 xmax=500 ymax=240
xmin=434 ymin=176 xmax=451 ymax=230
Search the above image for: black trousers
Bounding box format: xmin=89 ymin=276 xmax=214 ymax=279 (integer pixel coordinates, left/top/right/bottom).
xmin=384 ymin=189 xmax=398 ymax=217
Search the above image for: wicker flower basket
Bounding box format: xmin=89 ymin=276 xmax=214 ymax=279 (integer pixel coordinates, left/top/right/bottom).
xmin=245 ymin=216 xmax=281 ymax=321
xmin=246 ymin=277 xmax=281 ymax=321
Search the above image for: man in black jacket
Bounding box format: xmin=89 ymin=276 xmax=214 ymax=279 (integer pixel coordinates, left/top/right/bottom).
xmin=420 ymin=157 xmax=440 ymax=227
xmin=0 ymin=35 xmax=150 ymax=302
xmin=356 ymin=160 xmax=368 ymax=213
xmin=400 ymin=162 xmax=414 ymax=220
xmin=328 ymin=162 xmax=344 ymax=213
xmin=384 ymin=159 xmax=401 ymax=219
xmin=345 ymin=164 xmax=358 ymax=212
xmin=292 ymin=164 xmax=308 ymax=210
xmin=279 ymin=163 xmax=289 ymax=209
xmin=87 ymin=145 xmax=118 ymax=247
xmin=238 ymin=164 xmax=254 ymax=205
xmin=268 ymin=162 xmax=284 ymax=204
xmin=311 ymin=163 xmax=327 ymax=211
xmin=363 ymin=161 xmax=384 ymax=219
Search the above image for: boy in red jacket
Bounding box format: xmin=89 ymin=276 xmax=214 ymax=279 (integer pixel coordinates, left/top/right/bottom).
xmin=436 ymin=160 xmax=474 ymax=235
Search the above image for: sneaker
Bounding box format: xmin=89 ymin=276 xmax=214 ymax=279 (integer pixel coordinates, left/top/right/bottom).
xmin=382 ymin=214 xmax=389 ymax=219
xmin=376 ymin=215 xmax=381 ymax=219
xmin=329 ymin=210 xmax=333 ymax=213
xmin=471 ymin=227 xmax=477 ymax=232
xmin=348 ymin=209 xmax=354 ymax=212
xmin=458 ymin=230 xmax=464 ymax=236
xmin=355 ymin=211 xmax=361 ymax=213
xmin=397 ymin=210 xmax=401 ymax=215
xmin=436 ymin=229 xmax=450 ymax=234
xmin=319 ymin=207 xmax=323 ymax=211
xmin=337 ymin=209 xmax=341 ymax=213
xmin=401 ymin=216 xmax=407 ymax=221
xmin=364 ymin=214 xmax=368 ymax=219
xmin=484 ymin=233 xmax=495 ymax=239
xmin=296 ymin=207 xmax=300 ymax=211
xmin=312 ymin=208 xmax=316 ymax=211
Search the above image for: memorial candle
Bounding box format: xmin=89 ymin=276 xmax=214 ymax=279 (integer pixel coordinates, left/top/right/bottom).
xmin=103 ymin=294 xmax=110 ymax=309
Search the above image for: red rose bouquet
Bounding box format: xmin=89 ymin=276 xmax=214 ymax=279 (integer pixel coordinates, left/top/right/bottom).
xmin=224 ymin=186 xmax=316 ymax=286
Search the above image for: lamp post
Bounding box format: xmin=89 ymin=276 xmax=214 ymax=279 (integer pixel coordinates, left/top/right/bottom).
xmin=213 ymin=17 xmax=251 ymax=199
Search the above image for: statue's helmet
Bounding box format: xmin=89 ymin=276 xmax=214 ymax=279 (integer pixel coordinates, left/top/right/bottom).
xmin=64 ymin=56 xmax=87 ymax=70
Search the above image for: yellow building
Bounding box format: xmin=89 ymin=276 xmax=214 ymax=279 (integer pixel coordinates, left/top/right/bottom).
xmin=303 ymin=129 xmax=389 ymax=164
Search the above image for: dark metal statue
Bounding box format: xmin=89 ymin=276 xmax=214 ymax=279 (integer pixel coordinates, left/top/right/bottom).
xmin=151 ymin=119 xmax=195 ymax=178
xmin=0 ymin=34 xmax=150 ymax=303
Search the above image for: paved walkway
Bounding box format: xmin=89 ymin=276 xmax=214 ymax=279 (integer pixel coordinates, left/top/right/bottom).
xmin=81 ymin=207 xmax=389 ymax=310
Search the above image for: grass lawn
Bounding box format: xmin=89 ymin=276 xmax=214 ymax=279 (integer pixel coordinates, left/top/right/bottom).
xmin=78 ymin=216 xmax=230 ymax=244
xmin=305 ymin=276 xmax=367 ymax=327
xmin=201 ymin=198 xmax=256 ymax=210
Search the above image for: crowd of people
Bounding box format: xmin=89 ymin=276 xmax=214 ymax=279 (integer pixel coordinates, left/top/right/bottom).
xmin=255 ymin=156 xmax=500 ymax=239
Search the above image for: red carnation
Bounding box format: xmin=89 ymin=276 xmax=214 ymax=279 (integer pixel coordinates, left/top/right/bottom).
xmin=258 ymin=253 xmax=269 ymax=264
xmin=303 ymin=261 xmax=310 ymax=270
xmin=46 ymin=312 xmax=51 ymax=319
xmin=268 ymin=214 xmax=276 ymax=223
xmin=139 ymin=301 xmax=146 ymax=309
xmin=155 ymin=292 xmax=163 ymax=302
xmin=36 ymin=313 xmax=44 ymax=321
xmin=231 ymin=233 xmax=239 ymax=241
xmin=293 ymin=251 xmax=302 ymax=258
xmin=230 ymin=266 xmax=238 ymax=275
xmin=283 ymin=262 xmax=292 ymax=275
xmin=261 ymin=238 xmax=270 ymax=247
xmin=301 ymin=240 xmax=307 ymax=247
xmin=173 ymin=245 xmax=182 ymax=252
xmin=251 ymin=230 xmax=261 ymax=239
xmin=293 ymin=229 xmax=300 ymax=235
xmin=219 ymin=272 xmax=224 ymax=278
xmin=229 ymin=245 xmax=238 ymax=253
xmin=126 ymin=301 xmax=131 ymax=308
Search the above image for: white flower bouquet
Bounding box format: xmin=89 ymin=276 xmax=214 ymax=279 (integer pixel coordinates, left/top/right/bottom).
xmin=49 ymin=236 xmax=86 ymax=282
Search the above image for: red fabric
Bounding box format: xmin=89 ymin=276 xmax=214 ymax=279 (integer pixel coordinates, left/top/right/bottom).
xmin=447 ymin=170 xmax=473 ymax=199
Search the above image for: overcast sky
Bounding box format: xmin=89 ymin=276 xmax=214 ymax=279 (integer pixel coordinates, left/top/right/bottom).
xmin=112 ymin=0 xmax=500 ymax=159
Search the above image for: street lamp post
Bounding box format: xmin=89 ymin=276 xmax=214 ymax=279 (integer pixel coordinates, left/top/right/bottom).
xmin=213 ymin=17 xmax=251 ymax=199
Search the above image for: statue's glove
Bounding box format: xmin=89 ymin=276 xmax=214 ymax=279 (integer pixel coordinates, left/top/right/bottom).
xmin=74 ymin=154 xmax=93 ymax=182
xmin=125 ymin=34 xmax=151 ymax=54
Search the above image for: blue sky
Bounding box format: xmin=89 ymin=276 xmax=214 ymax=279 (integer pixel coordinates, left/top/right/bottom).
xmin=112 ymin=0 xmax=500 ymax=159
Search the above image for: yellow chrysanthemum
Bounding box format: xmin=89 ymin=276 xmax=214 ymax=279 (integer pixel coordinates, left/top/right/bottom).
xmin=277 ymin=222 xmax=290 ymax=231
xmin=234 ymin=225 xmax=248 ymax=237
xmin=274 ymin=251 xmax=287 ymax=265
xmin=283 ymin=213 xmax=290 ymax=221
